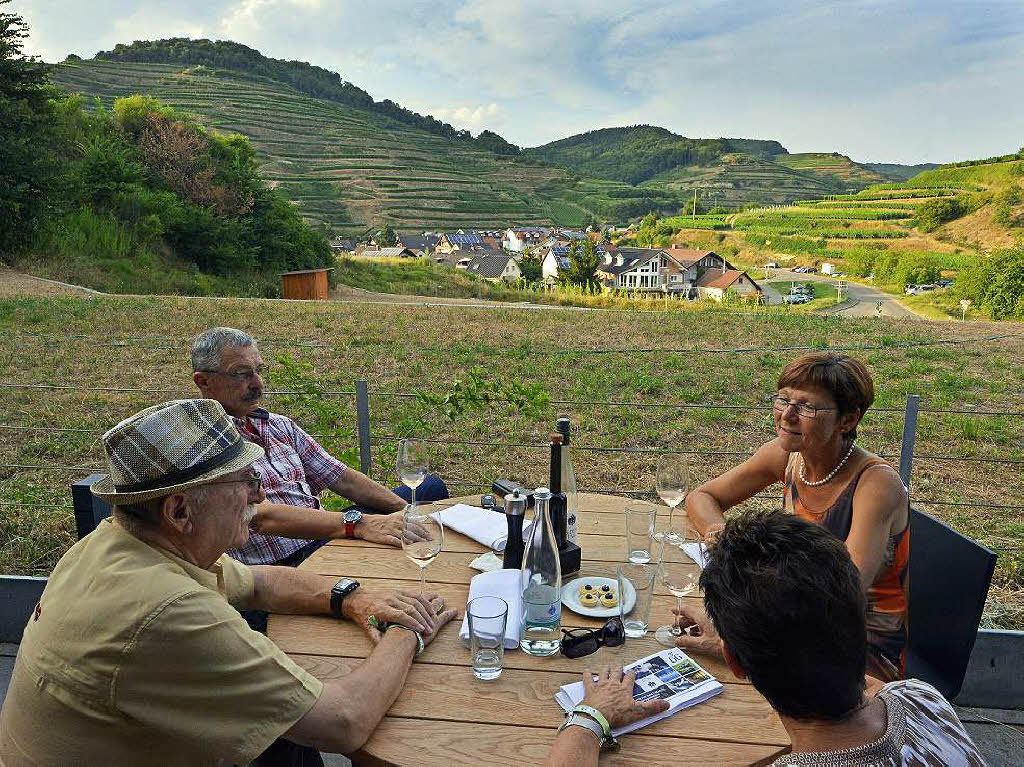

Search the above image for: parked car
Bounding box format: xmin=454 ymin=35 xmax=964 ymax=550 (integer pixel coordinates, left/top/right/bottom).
xmin=783 ymin=294 xmax=812 ymax=304
xmin=764 ymin=262 xmax=779 ymax=269
xmin=936 ymin=279 xmax=955 ymax=288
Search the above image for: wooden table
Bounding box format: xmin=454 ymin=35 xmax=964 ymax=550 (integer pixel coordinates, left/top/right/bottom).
xmin=269 ymin=493 xmax=791 ymax=765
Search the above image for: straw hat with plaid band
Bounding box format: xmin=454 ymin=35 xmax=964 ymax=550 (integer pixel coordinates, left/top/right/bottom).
xmin=91 ymin=399 xmax=265 ymax=505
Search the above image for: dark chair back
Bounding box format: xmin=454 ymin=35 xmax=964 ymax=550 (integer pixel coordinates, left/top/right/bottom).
xmin=71 ymin=473 xmax=113 ymax=539
xmin=906 ymin=507 xmax=997 ymax=699
xmin=0 ymin=576 xmax=48 ymax=643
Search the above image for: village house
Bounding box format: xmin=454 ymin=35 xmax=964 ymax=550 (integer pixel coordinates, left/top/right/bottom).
xmin=658 ymin=249 xmax=734 ymax=294
xmin=396 ymin=233 xmax=439 ymax=257
xmin=435 ymin=232 xmax=485 ymax=254
xmin=450 ymin=247 xmax=506 ymax=270
xmin=696 ymin=269 xmax=764 ymax=302
xmin=329 ymin=237 xmax=355 ymax=254
xmin=503 ymin=227 xmax=550 ymax=253
xmin=465 ymin=251 xmax=522 ymax=282
xmin=540 ymin=243 xmax=608 ymax=283
xmin=357 ymin=247 xmax=417 ymax=258
xmin=592 ymin=247 xmax=739 ymax=296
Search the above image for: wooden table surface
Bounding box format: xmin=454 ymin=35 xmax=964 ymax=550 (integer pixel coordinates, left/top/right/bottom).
xmin=269 ymin=493 xmax=791 ymax=766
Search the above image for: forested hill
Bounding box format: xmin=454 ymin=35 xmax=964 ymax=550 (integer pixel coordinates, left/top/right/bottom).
xmin=91 ymin=38 xmax=517 ymax=152
xmin=521 ymin=126 xmax=787 ymax=185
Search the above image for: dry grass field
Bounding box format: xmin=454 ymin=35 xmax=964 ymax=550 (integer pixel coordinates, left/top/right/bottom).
xmin=1 ymin=291 xmax=1021 ymax=626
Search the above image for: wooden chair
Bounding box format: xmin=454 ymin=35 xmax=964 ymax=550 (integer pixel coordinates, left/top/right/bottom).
xmin=906 ymin=507 xmax=997 ymax=699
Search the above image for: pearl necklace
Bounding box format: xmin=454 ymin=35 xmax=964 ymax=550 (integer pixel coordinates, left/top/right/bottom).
xmin=799 ymin=441 xmax=857 ymax=487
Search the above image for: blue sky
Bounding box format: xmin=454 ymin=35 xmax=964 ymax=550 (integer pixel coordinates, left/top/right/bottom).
xmin=18 ymin=0 xmax=1024 ymax=163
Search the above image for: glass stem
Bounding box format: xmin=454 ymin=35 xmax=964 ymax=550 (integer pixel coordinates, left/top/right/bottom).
xmin=673 ymin=595 xmax=683 ymax=635
xmin=419 ymin=565 xmax=427 ymax=594
xmin=411 ymin=485 xmax=417 ymax=509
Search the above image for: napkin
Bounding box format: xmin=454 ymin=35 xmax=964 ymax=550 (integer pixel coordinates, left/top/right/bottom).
xmin=431 ymin=503 xmax=532 ymax=551
xmin=458 ymin=568 xmax=523 ymax=650
xmin=682 ymin=542 xmax=710 ymax=569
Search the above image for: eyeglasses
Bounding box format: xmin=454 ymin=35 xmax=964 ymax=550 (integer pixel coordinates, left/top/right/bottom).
xmin=205 ymin=472 xmax=262 ymax=494
xmin=198 ymin=365 xmax=268 ymax=381
xmin=560 ymin=617 xmax=625 ymax=659
xmin=770 ymin=395 xmax=837 ymax=419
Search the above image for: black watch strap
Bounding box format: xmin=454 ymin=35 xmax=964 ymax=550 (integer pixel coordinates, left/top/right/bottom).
xmin=330 ymin=578 xmax=359 ymax=618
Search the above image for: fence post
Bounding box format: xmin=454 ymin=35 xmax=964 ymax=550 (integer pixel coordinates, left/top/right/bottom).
xmin=355 ymin=379 xmax=371 ymax=475
xmin=899 ymin=394 xmax=920 ymax=489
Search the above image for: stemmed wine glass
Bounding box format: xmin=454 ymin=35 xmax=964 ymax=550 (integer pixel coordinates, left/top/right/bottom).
xmin=654 ymin=532 xmax=701 ymax=646
xmin=397 ymin=438 xmax=429 ymax=508
xmin=402 ymin=505 xmax=443 ymax=594
xmin=655 ymin=454 xmax=690 ymax=544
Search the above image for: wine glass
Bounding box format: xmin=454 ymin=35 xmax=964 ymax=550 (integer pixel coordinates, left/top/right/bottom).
xmin=654 ymin=532 xmax=701 ymax=646
xmin=396 ymin=438 xmax=429 ymax=508
xmin=402 ymin=505 xmax=443 ymax=594
xmin=655 ymin=454 xmax=689 ymax=544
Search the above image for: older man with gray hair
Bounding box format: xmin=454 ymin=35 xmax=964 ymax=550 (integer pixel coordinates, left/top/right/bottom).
xmin=0 ymin=399 xmax=454 ymax=766
xmin=191 ymin=327 xmax=449 ymax=632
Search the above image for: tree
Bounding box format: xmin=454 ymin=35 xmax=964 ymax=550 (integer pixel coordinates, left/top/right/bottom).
xmin=518 ymin=248 xmax=542 ymax=283
xmin=0 ymin=0 xmax=58 ymax=256
xmin=377 ymin=224 xmax=397 ymax=247
xmin=564 ymin=238 xmax=600 ymax=288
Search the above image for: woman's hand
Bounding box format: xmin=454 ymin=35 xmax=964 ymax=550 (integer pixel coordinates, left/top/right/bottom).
xmin=672 ymin=604 xmax=724 ymax=659
xmin=579 ymin=664 xmax=670 ymax=730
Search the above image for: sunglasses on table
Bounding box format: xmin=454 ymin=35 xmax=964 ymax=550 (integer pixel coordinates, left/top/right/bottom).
xmin=560 ymin=617 xmax=625 ymax=659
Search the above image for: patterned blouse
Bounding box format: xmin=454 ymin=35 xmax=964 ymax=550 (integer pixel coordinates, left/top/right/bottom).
xmin=770 ymin=679 xmax=986 ymax=766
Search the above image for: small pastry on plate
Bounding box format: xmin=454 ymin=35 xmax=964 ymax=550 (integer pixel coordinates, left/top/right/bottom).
xmin=600 ymin=591 xmax=619 ymax=608
xmin=581 ymin=592 xmax=599 ymax=608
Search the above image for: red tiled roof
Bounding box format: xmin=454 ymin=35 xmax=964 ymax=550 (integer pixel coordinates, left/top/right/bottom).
xmin=698 ymin=269 xmax=745 ymax=289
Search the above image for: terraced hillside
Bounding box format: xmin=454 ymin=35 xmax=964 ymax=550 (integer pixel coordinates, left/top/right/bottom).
xmin=772 ymin=152 xmax=885 ymax=185
xmin=51 ymin=60 xmax=620 ymax=234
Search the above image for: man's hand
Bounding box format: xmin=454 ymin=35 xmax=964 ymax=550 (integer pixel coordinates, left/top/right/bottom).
xmin=672 ymin=604 xmax=724 ymax=659
xmin=580 ymin=665 xmax=670 ymax=730
xmin=354 ymin=510 xmax=430 ymax=548
xmin=342 ymin=587 xmax=454 ymax=643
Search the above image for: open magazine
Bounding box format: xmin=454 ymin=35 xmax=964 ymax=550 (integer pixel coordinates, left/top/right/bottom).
xmin=554 ymin=647 xmax=723 ymax=736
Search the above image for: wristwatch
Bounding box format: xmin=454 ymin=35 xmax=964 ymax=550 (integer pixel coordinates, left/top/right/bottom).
xmin=343 ymin=509 xmax=363 ymax=538
xmin=558 ymin=712 xmax=618 ymax=751
xmin=330 ymin=578 xmax=360 ymax=618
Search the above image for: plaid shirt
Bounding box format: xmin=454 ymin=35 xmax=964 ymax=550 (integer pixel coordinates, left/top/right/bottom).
xmin=227 ymin=408 xmax=348 ymax=565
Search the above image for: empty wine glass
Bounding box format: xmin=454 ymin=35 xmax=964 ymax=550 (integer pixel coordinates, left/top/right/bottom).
xmin=402 ymin=505 xmax=443 ymax=594
xmin=396 ymin=438 xmax=429 ymax=508
xmin=655 ymin=454 xmax=690 ymax=544
xmin=654 ymin=532 xmax=701 ymax=647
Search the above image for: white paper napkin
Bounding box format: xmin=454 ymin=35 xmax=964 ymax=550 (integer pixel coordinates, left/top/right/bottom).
xmin=458 ymin=568 xmax=523 ymax=650
xmin=431 ymin=503 xmax=531 ymax=551
xmin=682 ymin=542 xmax=710 ymax=569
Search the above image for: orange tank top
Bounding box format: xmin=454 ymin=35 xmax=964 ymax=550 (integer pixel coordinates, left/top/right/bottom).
xmin=784 ymin=456 xmax=910 ymax=679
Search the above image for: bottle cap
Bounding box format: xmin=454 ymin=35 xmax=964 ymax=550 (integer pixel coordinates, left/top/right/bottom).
xmin=504 ymin=488 xmax=527 ymax=516
xmin=534 ymin=487 xmax=551 ymax=501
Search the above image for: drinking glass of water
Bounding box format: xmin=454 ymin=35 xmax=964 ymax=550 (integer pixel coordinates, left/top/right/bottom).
xmin=654 ymin=532 xmax=701 ymax=646
xmin=624 ymin=499 xmax=656 ymax=563
xmin=467 ymin=596 xmax=508 ymax=680
xmin=402 ymin=505 xmax=443 ymax=594
xmin=617 ymin=562 xmax=657 ymax=638
xmin=396 ymin=438 xmax=429 ymax=508
xmin=655 ymin=455 xmax=689 ymax=544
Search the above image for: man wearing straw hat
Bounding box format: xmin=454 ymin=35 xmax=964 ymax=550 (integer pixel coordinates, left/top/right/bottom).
xmin=0 ymin=399 xmax=455 ymax=766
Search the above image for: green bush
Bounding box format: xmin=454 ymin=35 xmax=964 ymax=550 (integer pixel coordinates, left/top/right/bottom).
xmin=956 ymin=248 xmax=1024 ymax=319
xmin=914 ymin=197 xmax=969 ymax=232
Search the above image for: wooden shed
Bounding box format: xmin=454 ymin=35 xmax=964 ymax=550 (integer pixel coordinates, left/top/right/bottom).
xmin=281 ymin=268 xmax=333 ymax=300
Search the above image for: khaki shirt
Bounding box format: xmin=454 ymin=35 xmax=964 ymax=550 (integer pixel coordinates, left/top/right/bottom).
xmin=0 ymin=518 xmax=323 ymax=766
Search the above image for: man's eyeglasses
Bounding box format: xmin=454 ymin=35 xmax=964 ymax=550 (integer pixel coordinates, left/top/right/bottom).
xmin=770 ymin=395 xmax=837 ymax=419
xmin=560 ymin=617 xmax=625 ymax=659
xmin=198 ymin=365 xmax=268 ymax=381
xmin=205 ymin=472 xmax=262 ymax=494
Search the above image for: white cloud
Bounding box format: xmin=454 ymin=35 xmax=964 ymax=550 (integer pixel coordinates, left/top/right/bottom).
xmin=16 ymin=0 xmax=1024 ymax=162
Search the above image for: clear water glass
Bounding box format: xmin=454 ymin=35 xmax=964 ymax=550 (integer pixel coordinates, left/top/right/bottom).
xmin=467 ymin=596 xmax=508 ymax=680
xmin=618 ymin=562 xmax=657 ymax=638
xmin=624 ymin=500 xmax=656 ymax=563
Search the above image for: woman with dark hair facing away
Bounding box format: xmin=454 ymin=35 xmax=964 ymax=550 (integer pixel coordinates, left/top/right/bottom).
xmin=685 ymin=352 xmax=909 ymax=681
xmin=542 ymin=513 xmax=982 ymax=767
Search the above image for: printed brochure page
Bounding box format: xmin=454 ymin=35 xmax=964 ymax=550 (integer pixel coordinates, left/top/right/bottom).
xmin=554 ymin=647 xmax=724 ymax=736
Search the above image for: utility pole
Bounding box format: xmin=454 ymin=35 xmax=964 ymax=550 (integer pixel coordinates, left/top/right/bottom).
xmin=692 ymin=187 xmax=698 ymax=219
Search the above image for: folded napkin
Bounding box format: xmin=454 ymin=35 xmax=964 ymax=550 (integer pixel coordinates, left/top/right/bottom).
xmin=682 ymin=542 xmax=710 ymax=569
xmin=458 ymin=568 xmax=523 ymax=650
xmin=431 ymin=503 xmax=531 ymax=552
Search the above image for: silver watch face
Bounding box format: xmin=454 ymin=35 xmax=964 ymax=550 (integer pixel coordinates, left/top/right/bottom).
xmin=343 ymin=509 xmax=363 ymax=523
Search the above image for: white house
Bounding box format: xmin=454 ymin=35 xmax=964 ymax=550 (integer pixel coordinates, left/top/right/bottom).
xmin=697 ymin=269 xmax=764 ymax=302
xmin=503 ymin=227 xmax=550 ymax=253
xmin=540 ymin=244 xmax=607 ymax=283
xmin=466 ymin=252 xmax=522 ymax=282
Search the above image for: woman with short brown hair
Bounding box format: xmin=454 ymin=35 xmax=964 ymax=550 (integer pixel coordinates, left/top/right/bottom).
xmin=686 ymin=352 xmax=909 ymax=681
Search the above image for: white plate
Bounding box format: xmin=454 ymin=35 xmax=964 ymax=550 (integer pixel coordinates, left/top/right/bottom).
xmin=561 ymin=576 xmax=636 ymax=618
